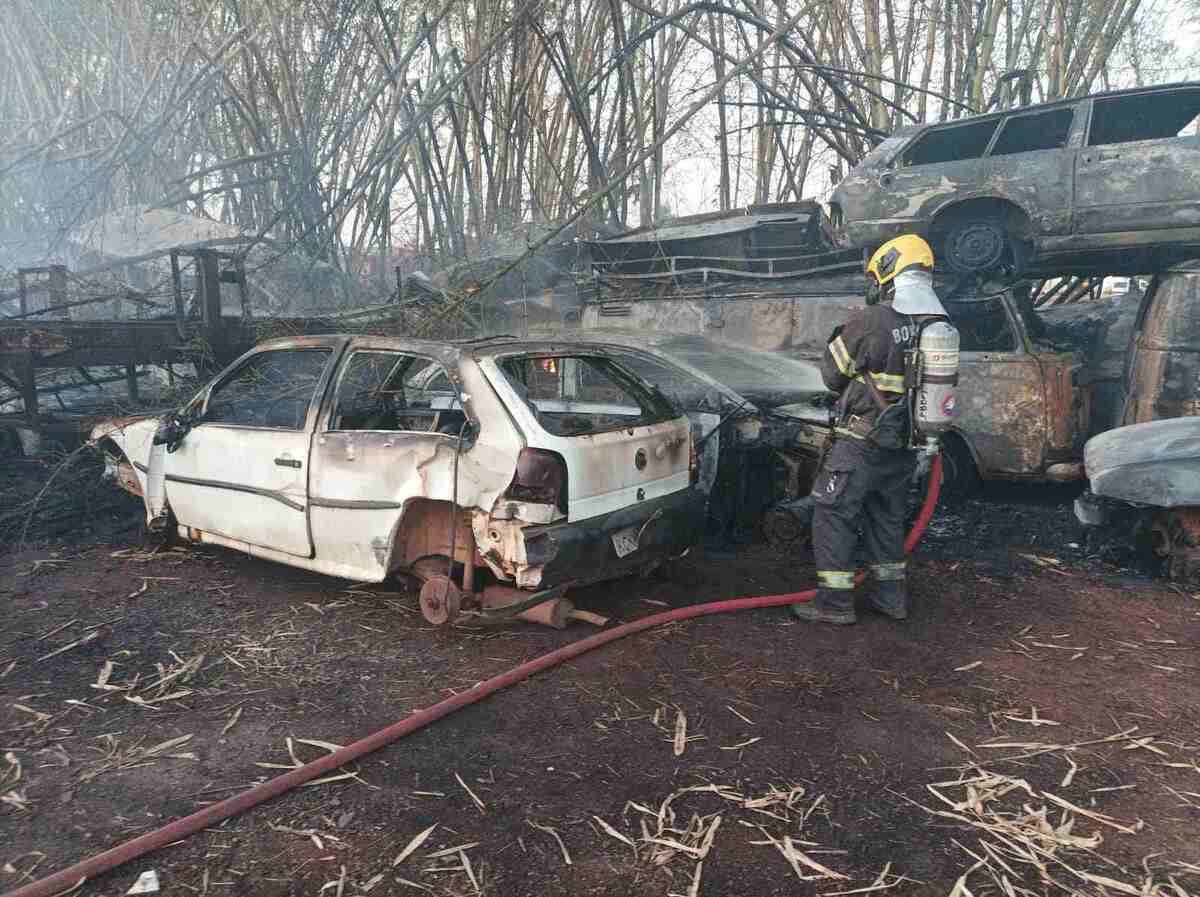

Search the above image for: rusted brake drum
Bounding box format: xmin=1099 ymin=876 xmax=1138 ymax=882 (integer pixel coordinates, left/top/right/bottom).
xmin=418 ymin=575 xmax=463 ymax=625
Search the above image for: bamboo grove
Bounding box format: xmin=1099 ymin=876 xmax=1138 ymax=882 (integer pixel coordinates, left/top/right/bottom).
xmin=0 ymin=0 xmax=1192 ymax=273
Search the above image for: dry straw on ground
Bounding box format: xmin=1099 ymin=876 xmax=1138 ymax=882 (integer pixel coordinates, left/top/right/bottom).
xmin=913 ymin=768 xmax=1196 ymax=896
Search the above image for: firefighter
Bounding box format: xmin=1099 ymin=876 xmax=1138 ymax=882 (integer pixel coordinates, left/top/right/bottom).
xmin=792 ymin=234 xmax=948 ymax=625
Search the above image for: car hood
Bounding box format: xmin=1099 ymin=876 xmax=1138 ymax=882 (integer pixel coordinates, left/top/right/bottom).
xmin=560 ymin=328 xmax=835 ymax=412
xmin=769 ymin=399 xmax=832 ymax=425
xmin=644 ymin=339 xmax=831 ymax=410
xmin=1086 ymin=417 xmax=1200 ymax=507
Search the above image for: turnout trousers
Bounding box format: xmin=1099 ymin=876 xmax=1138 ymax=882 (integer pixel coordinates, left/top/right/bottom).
xmin=810 ymin=436 xmax=916 ymax=614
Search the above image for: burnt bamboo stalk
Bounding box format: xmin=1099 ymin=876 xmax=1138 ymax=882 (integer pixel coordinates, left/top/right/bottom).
xmin=430 ymin=43 xmax=481 ymax=250
xmin=537 ymin=24 xmax=617 ymax=225
xmin=917 ymin=0 xmax=940 ymax=121
xmin=895 ymin=0 xmax=919 ymax=121
xmin=425 ymin=111 xmax=462 ymax=257
xmin=861 ymin=0 xmax=889 ymax=131
xmin=1075 ymin=0 xmax=1141 ymax=96
xmin=706 ymin=11 xmax=730 ymax=211
xmin=970 ymin=0 xmax=1004 ymax=111
xmin=883 ymin=0 xmax=901 ymax=117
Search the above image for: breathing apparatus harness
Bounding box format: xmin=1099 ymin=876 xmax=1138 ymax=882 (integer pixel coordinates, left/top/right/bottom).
xmin=832 ymin=235 xmax=961 ymax=454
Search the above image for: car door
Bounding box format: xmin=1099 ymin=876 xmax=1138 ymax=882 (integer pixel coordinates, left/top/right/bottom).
xmin=945 ymin=297 xmax=1048 ymax=476
xmin=871 ymin=117 xmax=1002 ymax=224
xmin=482 ymin=352 xmax=691 ymax=521
xmin=306 ymin=348 xmax=472 ymax=580
xmin=984 ymin=105 xmax=1078 ymax=235
xmin=165 ymin=345 xmax=336 ymax=557
xmin=1075 ymin=87 xmax=1200 ymax=235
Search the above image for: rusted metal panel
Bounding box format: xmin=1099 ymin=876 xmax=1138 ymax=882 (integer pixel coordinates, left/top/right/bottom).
xmin=705 ymin=299 xmax=795 ymax=351
xmin=1123 ymin=265 xmax=1200 ymax=424
xmin=1039 ymin=358 xmax=1088 ymax=458
xmin=955 ymin=355 xmax=1047 ymax=474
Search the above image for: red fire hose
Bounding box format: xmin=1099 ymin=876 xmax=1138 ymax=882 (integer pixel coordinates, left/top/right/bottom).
xmin=6 ymin=454 xmax=942 ymax=897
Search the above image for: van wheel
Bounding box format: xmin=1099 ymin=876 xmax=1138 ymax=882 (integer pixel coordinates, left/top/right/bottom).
xmin=938 ymin=218 xmax=1012 ymax=276
xmin=938 ymin=437 xmax=980 ymax=504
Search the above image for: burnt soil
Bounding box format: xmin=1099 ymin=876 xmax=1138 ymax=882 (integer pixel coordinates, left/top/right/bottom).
xmin=2 ymin=463 xmax=1198 ymax=897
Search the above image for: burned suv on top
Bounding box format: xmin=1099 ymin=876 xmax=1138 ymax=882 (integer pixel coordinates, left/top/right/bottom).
xmin=830 ymin=82 xmax=1200 ymax=277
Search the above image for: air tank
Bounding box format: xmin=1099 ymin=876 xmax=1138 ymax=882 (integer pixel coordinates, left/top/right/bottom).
xmin=914 ymin=320 xmax=960 ymax=436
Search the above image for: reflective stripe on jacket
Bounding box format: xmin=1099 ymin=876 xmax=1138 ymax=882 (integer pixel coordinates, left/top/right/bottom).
xmin=821 ymin=303 xmax=919 ymax=426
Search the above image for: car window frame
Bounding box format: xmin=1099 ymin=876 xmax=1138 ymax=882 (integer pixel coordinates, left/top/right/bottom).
xmin=488 ymin=350 xmax=681 ymax=439
xmin=946 ymin=294 xmax=1029 ymax=356
xmin=893 ymin=116 xmax=1004 ymax=169
xmin=323 ymin=348 xmax=472 ymax=437
xmin=984 ymin=104 xmax=1078 ymax=157
xmin=884 ymin=102 xmax=1090 ymax=169
xmin=195 ymin=346 xmax=337 ymax=432
xmin=1083 ymin=87 xmax=1200 ymax=147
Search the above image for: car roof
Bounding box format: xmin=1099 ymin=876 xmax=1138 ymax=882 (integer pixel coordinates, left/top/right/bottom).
xmin=249 ymin=332 xmax=712 ymax=359
xmin=909 ymin=80 xmax=1200 ymax=132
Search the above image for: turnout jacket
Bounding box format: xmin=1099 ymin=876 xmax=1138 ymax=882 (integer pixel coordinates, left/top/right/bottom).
xmin=821 ymin=302 xmax=919 ymax=426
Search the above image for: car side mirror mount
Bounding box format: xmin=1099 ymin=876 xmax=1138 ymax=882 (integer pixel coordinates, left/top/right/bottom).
xmin=153 ymin=409 xmax=195 ymax=453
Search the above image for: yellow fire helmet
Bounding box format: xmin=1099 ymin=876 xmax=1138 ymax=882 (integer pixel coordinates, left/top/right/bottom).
xmin=866 ymin=234 xmax=935 ymax=304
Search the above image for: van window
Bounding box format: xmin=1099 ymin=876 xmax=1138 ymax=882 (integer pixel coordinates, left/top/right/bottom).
xmin=946 ymin=298 xmax=1017 ymax=352
xmin=1088 ymin=89 xmax=1200 ymax=146
xmin=900 ymin=119 xmax=1000 ymax=166
xmin=498 ymin=355 xmax=676 ymax=437
xmin=991 ymin=108 xmax=1074 ymax=155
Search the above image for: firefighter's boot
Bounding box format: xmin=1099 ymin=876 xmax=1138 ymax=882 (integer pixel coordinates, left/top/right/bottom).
xmin=792 ymin=571 xmax=856 ymax=625
xmin=868 ymin=563 xmax=908 ymax=620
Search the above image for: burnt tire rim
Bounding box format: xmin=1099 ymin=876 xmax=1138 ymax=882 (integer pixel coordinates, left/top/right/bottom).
xmin=944 ymin=221 xmax=1008 ymax=273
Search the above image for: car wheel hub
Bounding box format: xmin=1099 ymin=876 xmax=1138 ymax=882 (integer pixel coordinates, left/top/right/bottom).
xmin=947 ymin=222 xmax=1006 ymax=272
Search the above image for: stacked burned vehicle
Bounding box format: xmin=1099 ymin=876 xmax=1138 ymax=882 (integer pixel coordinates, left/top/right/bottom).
xmin=1074 ymin=262 xmax=1200 ymax=579
xmin=829 ymin=82 xmax=1200 ymax=279
xmin=580 ymin=205 xmax=1093 ymax=505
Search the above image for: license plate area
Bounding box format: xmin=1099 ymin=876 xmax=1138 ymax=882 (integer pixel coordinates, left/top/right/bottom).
xmin=611 ymin=525 xmax=640 ymax=558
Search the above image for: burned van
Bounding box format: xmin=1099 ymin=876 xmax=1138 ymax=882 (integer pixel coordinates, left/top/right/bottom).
xmin=1122 ymin=260 xmax=1200 ymax=424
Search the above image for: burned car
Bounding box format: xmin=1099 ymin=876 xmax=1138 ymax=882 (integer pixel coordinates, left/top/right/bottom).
xmin=92 ymin=335 xmax=707 ymax=626
xmin=545 ymin=330 xmax=837 ymax=538
xmin=581 ymin=288 xmax=1089 ymax=495
xmin=787 ymin=291 xmax=1090 ymax=495
xmin=1075 ymin=417 xmax=1200 ymax=581
xmin=830 ymin=82 xmax=1200 ymax=277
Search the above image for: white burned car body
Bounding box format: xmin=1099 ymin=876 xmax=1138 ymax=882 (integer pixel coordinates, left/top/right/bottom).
xmin=92 ymin=335 xmax=706 ymax=593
